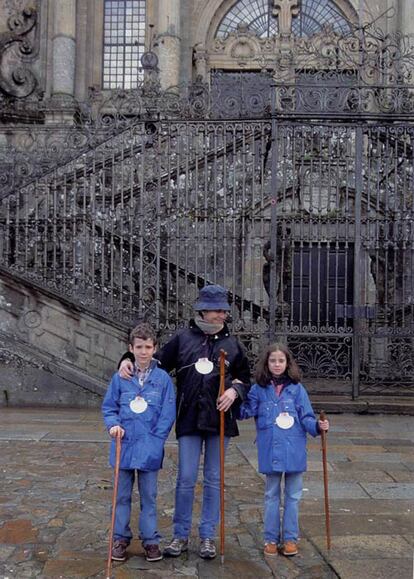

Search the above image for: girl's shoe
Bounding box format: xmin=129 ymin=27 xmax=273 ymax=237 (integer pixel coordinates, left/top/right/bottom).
xmin=264 ymin=542 xmax=278 ymax=556
xmin=282 ymin=541 xmax=298 ymax=556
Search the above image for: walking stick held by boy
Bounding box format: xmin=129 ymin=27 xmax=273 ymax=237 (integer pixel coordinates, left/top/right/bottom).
xmin=106 ymin=433 xmax=121 ymax=579
xmin=219 ymin=349 xmax=227 ymax=564
xmin=319 ymin=410 xmax=331 ymax=550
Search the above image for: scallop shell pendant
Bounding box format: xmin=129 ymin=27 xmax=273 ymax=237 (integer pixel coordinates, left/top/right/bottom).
xmin=195 ymin=357 xmax=214 ymax=375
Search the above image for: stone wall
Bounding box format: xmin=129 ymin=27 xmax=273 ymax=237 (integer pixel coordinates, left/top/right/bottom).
xmin=0 ymin=271 xmax=129 ymax=407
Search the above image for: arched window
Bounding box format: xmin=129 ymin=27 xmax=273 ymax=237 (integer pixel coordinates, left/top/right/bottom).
xmin=103 ymin=0 xmax=146 ymax=89
xmin=216 ymin=0 xmax=351 ymax=39
xmin=216 ymin=0 xmax=278 ymax=38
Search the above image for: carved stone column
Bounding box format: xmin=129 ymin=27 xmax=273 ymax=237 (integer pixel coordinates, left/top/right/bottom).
xmin=399 ymin=0 xmax=414 ymax=38
xmin=193 ymin=44 xmax=209 ymax=80
xmin=155 ymin=0 xmax=181 ymax=89
xmin=52 ymin=0 xmax=76 ymax=97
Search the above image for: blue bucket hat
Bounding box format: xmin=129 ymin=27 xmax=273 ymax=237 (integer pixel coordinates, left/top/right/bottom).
xmin=194 ymin=285 xmax=231 ymax=311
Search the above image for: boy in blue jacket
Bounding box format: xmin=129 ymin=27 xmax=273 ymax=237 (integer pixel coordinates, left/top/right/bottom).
xmin=102 ymin=323 xmax=176 ymax=563
xmin=238 ymin=342 xmax=329 ymax=557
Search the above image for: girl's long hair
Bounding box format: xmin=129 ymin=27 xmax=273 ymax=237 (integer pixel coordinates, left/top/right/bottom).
xmin=255 ymin=342 xmax=302 ymax=387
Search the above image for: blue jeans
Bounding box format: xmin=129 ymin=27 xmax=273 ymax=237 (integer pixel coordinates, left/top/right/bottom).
xmin=173 ymin=434 xmax=230 ymax=540
xmin=264 ymin=472 xmax=303 ymax=544
xmin=114 ymin=468 xmax=161 ymax=546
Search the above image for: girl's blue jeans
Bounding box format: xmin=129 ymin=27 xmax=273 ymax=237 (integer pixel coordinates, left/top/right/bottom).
xmin=114 ymin=468 xmax=161 ymax=546
xmin=173 ymin=434 xmax=230 ymax=540
xmin=264 ymin=472 xmax=303 ymax=544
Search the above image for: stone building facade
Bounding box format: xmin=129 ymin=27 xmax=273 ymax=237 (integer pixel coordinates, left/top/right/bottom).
xmin=1 ymin=0 xmax=414 ymax=405
xmin=1 ymin=1 xmax=414 ymax=100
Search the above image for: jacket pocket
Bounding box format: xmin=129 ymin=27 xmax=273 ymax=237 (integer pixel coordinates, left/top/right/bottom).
xmin=257 ymin=402 xmax=273 ymax=429
xmin=278 ymin=398 xmax=297 ymax=416
xmin=286 ymin=434 xmax=307 ymax=472
xmin=140 ymin=433 xmax=165 ymax=471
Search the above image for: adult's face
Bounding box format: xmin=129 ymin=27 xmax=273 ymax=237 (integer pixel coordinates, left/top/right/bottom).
xmin=201 ymin=310 xmax=228 ymax=324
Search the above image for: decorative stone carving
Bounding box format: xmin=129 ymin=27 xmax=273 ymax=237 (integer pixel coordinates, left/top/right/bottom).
xmin=17 ymin=306 xmax=45 ymax=337
xmin=0 ymin=4 xmax=40 ymax=99
xmin=272 ymin=0 xmax=299 ymax=36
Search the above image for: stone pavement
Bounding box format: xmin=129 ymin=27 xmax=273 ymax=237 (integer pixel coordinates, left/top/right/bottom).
xmin=0 ymin=409 xmax=413 ymax=579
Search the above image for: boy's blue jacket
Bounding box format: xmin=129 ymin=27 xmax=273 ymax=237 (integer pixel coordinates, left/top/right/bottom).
xmin=102 ymin=361 xmax=176 ymax=471
xmin=238 ymin=382 xmax=320 ymax=474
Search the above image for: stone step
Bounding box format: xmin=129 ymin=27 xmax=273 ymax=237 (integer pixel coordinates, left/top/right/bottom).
xmin=311 ymin=395 xmax=414 ymax=415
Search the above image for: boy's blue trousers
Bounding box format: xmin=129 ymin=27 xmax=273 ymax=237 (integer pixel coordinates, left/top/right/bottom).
xmin=114 ymin=468 xmax=161 ymax=546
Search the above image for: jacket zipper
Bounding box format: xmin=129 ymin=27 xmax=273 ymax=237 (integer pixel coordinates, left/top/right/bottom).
xmin=177 ymin=393 xmax=184 ymax=419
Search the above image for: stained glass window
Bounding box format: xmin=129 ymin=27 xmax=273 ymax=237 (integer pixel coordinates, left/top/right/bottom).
xmin=103 ymin=0 xmax=146 ymax=90
xmin=216 ymin=0 xmax=351 ymax=39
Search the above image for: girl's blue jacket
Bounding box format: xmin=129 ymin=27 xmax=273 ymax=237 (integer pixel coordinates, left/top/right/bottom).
xmin=102 ymin=361 xmax=176 ymax=471
xmin=238 ymin=381 xmax=320 ymax=474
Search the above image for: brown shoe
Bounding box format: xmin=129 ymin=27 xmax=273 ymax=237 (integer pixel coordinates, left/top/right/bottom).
xmin=264 ymin=542 xmax=278 ymax=556
xmin=282 ymin=541 xmax=298 ymax=556
xmin=144 ymin=544 xmax=163 ymax=562
xmin=111 ymin=539 xmax=129 ymax=561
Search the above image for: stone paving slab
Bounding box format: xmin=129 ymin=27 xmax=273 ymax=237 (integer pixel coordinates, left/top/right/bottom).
xmin=0 ymin=432 xmax=50 ymax=441
xmin=326 ymin=559 xmax=413 ymax=579
xmin=312 ymin=533 xmax=411 ymax=559
xmin=385 ymin=469 xmax=414 ymax=482
xmin=301 ymin=512 xmax=414 ymax=535
xmin=304 ymin=469 xmax=394 ymax=483
xmin=360 ymin=482 xmax=414 ymax=499
xmin=301 ymin=498 xmax=413 ymax=516
xmin=302 ymin=481 xmax=371 ymax=500
xmin=332 ymin=460 xmax=411 ymax=472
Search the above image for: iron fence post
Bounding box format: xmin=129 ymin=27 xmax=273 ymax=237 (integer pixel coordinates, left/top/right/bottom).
xmin=269 ymin=84 xmax=278 ymax=342
xmin=352 ymin=125 xmax=363 ymax=399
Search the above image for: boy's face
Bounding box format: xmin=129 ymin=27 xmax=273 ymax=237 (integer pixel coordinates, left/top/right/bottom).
xmin=129 ymin=337 xmax=156 ymax=369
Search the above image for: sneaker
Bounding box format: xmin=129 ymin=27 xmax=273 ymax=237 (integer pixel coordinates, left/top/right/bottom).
xmin=282 ymin=541 xmax=298 ymax=556
xmin=264 ymin=542 xmax=278 ymax=556
xmin=163 ymin=537 xmax=189 ymax=557
xmin=199 ymin=538 xmax=216 ymax=559
xmin=111 ymin=538 xmax=128 ymax=561
xmin=144 ymin=544 xmax=163 ymax=562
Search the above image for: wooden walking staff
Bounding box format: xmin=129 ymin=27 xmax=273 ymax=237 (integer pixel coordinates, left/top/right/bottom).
xmin=319 ymin=410 xmax=331 ymax=550
xmin=106 ymin=433 xmax=122 ymax=579
xmin=219 ymin=349 xmax=227 ymax=564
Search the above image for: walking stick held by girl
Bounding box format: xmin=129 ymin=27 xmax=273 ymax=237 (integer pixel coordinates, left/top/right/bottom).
xmin=219 ymin=349 xmax=227 ymax=564
xmin=319 ymin=410 xmax=331 ymax=550
xmin=106 ymin=432 xmax=121 ymax=579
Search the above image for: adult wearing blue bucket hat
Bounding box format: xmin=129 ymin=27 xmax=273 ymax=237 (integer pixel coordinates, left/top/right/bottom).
xmin=118 ymin=284 xmax=251 ymax=559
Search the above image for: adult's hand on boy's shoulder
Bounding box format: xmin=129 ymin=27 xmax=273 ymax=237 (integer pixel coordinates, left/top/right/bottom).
xmin=119 ymin=359 xmax=134 ymax=379
xmin=109 ymin=425 xmax=125 ymax=438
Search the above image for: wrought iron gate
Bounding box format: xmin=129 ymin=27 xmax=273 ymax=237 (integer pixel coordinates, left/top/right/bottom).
xmin=1 ymin=24 xmax=414 ymax=396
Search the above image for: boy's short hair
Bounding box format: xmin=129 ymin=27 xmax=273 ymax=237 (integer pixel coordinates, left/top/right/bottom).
xmin=129 ymin=322 xmax=158 ymax=347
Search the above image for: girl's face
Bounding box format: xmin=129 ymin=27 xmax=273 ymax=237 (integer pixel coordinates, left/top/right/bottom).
xmin=268 ymin=350 xmax=287 ymax=376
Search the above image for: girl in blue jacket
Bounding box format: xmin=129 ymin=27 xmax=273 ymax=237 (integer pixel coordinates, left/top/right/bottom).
xmin=102 ymin=323 xmax=176 ymax=563
xmin=238 ymin=343 xmax=329 ymax=557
